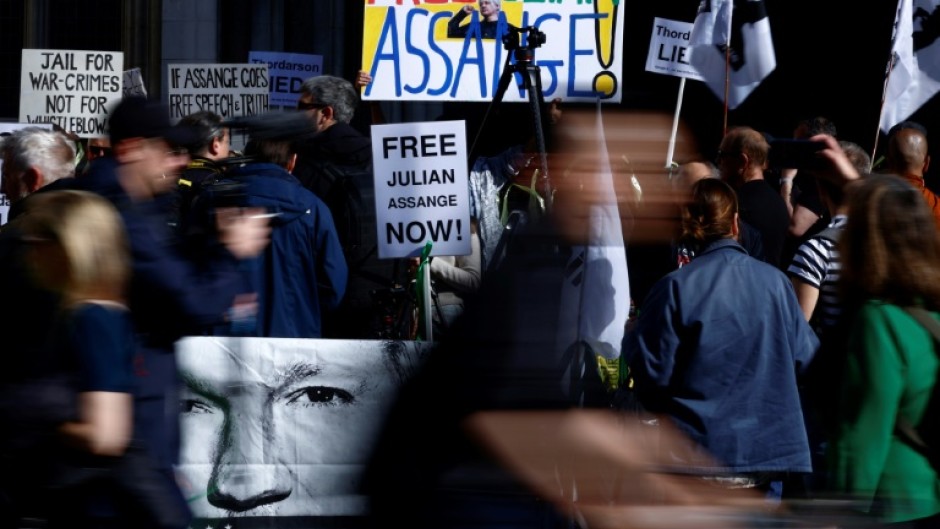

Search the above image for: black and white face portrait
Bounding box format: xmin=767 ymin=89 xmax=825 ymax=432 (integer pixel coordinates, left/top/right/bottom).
xmin=175 ymin=337 xmax=428 ymax=519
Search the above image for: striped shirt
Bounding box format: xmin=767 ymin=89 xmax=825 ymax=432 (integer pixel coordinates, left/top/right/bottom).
xmin=787 ymin=215 xmax=847 ymax=333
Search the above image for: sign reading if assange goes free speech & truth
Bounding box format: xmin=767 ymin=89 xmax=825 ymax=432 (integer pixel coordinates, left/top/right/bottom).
xmin=372 ymin=120 xmax=471 ymax=259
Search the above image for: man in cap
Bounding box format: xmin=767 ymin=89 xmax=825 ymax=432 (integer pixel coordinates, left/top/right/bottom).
xmin=75 ymin=96 xmax=270 ymax=521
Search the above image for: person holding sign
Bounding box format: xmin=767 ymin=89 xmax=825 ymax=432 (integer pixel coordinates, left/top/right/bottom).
xmin=447 ymin=0 xmax=503 ymax=39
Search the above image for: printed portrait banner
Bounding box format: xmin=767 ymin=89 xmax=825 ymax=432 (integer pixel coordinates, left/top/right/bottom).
xmin=19 ymin=49 xmax=124 ymax=138
xmin=645 ymin=17 xmax=704 ymax=81
xmin=166 ymin=63 xmax=271 ymax=121
xmin=371 ymin=120 xmax=471 ymax=259
xmin=361 ymin=0 xmax=625 ymax=102
xmin=122 ymin=67 xmax=148 ymax=98
xmin=0 ymin=122 xmax=54 ymax=226
xmin=175 ymin=337 xmax=432 ymax=525
xmin=248 ymin=51 xmax=323 ymax=107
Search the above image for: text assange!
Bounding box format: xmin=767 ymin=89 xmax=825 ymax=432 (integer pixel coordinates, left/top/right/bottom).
xmin=366 ymin=7 xmax=604 ymax=98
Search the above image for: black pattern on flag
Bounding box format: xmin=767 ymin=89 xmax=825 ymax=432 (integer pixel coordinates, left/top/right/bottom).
xmin=689 ymin=0 xmax=776 ymax=109
xmin=881 ymin=0 xmax=940 ymax=133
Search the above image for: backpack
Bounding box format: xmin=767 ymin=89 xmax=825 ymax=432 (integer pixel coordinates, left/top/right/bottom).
xmin=894 ymin=306 xmax=940 ymax=473
xmin=303 ymin=159 xmax=406 ymax=337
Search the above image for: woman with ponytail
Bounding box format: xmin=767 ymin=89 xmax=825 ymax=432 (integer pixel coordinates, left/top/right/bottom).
xmin=625 ymin=177 xmax=819 ymax=500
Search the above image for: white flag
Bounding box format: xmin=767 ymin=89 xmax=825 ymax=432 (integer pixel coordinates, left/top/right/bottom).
xmin=557 ymin=103 xmax=630 ymax=361
xmin=880 ymin=0 xmax=940 ymax=133
xmin=689 ymin=0 xmax=776 ymax=109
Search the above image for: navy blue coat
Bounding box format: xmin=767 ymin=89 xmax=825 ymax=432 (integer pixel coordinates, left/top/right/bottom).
xmin=77 ymin=157 xmax=244 ymax=469
xmin=223 ymin=162 xmax=348 ymax=338
xmin=626 ymin=239 xmax=819 ymax=473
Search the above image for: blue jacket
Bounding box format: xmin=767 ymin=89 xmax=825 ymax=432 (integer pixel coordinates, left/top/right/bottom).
xmin=224 ymin=162 xmax=347 ymax=338
xmin=76 ymin=157 xmax=245 ymax=469
xmin=626 ymin=239 xmax=818 ymax=473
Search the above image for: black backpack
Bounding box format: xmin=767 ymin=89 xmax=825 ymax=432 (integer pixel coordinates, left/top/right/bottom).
xmin=895 ymin=306 xmax=940 ymax=473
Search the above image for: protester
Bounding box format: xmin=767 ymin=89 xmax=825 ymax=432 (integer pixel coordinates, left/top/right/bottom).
xmin=192 ymin=111 xmax=347 ymax=338
xmin=826 ymin=173 xmax=940 ymax=525
xmin=12 ymin=190 xmax=189 ymax=529
xmin=883 ymin=121 xmax=939 ymax=226
xmin=73 ymin=96 xmax=270 ymax=521
xmin=717 ymin=126 xmax=790 ymax=268
xmin=627 ymin=178 xmax=818 ymax=500
xmin=1 ymin=126 xmax=76 ymax=221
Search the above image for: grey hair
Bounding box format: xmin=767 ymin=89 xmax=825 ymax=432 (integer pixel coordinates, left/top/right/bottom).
xmin=4 ymin=127 xmax=76 ymax=186
xmin=299 ymin=75 xmax=359 ymax=124
xmin=481 ymin=0 xmax=501 ymax=8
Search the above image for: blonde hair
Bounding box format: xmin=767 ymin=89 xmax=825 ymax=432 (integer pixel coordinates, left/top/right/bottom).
xmin=18 ymin=190 xmax=130 ymax=305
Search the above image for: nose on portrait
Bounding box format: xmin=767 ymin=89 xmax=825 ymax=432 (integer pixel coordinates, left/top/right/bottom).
xmin=208 ymin=463 xmax=293 ymax=512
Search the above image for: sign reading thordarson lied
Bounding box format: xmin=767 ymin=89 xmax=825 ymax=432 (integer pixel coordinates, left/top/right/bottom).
xmin=644 ymin=17 xmax=704 ymax=81
xmin=19 ymin=49 xmax=124 ymax=138
xmin=166 ymin=63 xmax=270 ymax=121
xmin=361 ymin=0 xmax=625 ymax=102
xmin=248 ymin=51 xmax=323 ymax=107
xmin=371 ymin=120 xmax=470 ymax=259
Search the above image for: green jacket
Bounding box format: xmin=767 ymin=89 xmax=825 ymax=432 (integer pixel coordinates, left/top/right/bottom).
xmin=828 ymin=300 xmax=940 ymax=523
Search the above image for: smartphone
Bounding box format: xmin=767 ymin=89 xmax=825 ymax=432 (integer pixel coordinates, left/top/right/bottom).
xmin=768 ymin=139 xmax=826 ymax=170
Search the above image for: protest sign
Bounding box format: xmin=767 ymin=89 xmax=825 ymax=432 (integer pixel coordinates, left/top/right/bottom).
xmin=19 ymin=49 xmax=123 ymax=138
xmin=167 ymin=63 xmax=270 ymax=121
xmin=645 ymin=18 xmax=704 ymax=81
xmin=248 ymin=51 xmax=323 ymax=107
xmin=372 ymin=120 xmax=470 ymax=259
xmin=361 ymin=0 xmax=625 ymax=102
xmin=122 ymin=67 xmax=148 ymax=97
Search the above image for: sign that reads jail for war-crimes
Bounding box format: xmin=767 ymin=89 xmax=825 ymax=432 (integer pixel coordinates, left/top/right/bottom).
xmin=361 ymin=0 xmax=625 ymax=102
xmin=167 ymin=63 xmax=270 ymax=121
xmin=372 ymin=120 xmax=470 ymax=259
xmin=20 ymin=49 xmax=123 ymax=138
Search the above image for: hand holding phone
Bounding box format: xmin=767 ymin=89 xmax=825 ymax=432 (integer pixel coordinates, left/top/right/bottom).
xmin=768 ymin=139 xmax=826 ymax=170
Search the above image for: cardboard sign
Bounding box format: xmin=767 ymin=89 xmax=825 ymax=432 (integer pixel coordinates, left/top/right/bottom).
xmin=361 ymin=0 xmax=625 ymax=102
xmin=645 ymin=18 xmax=704 ymax=81
xmin=19 ymin=49 xmax=124 ymax=138
xmin=167 ymin=63 xmax=270 ymax=121
xmin=372 ymin=120 xmax=471 ymax=259
xmin=248 ymin=51 xmax=323 ymax=107
xmin=122 ymin=67 xmax=148 ymax=97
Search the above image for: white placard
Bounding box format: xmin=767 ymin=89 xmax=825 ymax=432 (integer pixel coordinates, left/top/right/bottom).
xmin=371 ymin=120 xmax=470 ymax=259
xmin=645 ymin=18 xmax=704 ymax=81
xmin=166 ymin=63 xmax=270 ymax=121
xmin=122 ymin=67 xmax=148 ymax=98
xmin=248 ymin=51 xmax=323 ymax=107
xmin=19 ymin=49 xmax=124 ymax=138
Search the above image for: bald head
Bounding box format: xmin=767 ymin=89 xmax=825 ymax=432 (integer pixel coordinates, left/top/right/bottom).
xmin=887 ymin=127 xmax=929 ymax=176
xmin=675 ymin=161 xmax=718 ymax=191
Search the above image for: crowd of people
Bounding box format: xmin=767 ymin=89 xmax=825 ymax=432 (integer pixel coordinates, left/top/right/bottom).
xmin=0 ymin=55 xmax=939 ymax=529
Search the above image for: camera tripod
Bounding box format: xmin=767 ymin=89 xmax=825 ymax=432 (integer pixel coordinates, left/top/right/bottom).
xmin=469 ymin=25 xmax=553 ymax=211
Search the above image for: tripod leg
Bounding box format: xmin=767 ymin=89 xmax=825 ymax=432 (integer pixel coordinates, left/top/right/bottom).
xmin=468 ymin=53 xmax=518 ymax=164
xmin=521 ymin=65 xmax=553 ymax=211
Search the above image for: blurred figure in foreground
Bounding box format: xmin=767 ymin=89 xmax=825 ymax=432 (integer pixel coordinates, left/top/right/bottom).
xmin=626 ymin=178 xmax=818 ymax=500
xmin=827 ymin=174 xmax=940 ymax=526
xmin=74 ymin=96 xmax=270 ymax=520
xmin=13 ymin=190 xmax=188 ymax=529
